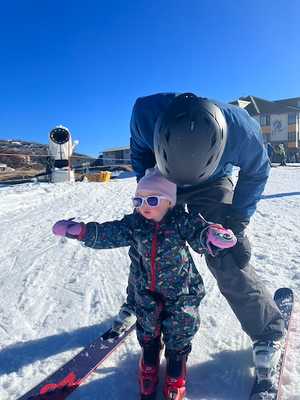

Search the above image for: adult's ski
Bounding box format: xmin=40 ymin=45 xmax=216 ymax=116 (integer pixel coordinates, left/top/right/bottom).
xmin=18 ymin=316 xmax=136 ymax=400
xmin=250 ymin=287 xmax=294 ymax=400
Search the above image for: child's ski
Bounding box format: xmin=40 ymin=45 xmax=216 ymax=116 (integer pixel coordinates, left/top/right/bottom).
xmin=249 ymin=287 xmax=294 ymax=400
xmin=18 ymin=317 xmax=136 ymax=400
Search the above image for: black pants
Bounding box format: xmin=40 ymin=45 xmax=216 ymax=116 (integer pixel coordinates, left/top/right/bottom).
xmin=127 ymin=177 xmax=285 ymax=341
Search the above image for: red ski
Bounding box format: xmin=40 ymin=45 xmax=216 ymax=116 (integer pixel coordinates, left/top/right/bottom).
xmin=18 ymin=319 xmax=136 ymax=400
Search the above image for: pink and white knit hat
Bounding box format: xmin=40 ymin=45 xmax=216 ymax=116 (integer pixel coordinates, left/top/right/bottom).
xmin=136 ymin=167 xmax=177 ymax=206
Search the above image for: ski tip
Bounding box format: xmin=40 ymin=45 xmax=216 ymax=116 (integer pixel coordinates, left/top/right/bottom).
xmin=274 ymin=287 xmax=293 ymax=301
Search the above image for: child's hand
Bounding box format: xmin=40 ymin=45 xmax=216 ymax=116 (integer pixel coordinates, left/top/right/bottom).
xmin=202 ymin=224 xmax=237 ymax=256
xmin=52 ymin=219 xmax=86 ymax=240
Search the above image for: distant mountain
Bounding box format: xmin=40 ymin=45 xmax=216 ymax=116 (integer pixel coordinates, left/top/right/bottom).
xmin=0 ymin=139 xmax=93 ymax=170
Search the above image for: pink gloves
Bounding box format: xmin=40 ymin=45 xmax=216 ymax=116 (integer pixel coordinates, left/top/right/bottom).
xmin=201 ymin=224 xmax=237 ymax=256
xmin=52 ymin=219 xmax=86 ymax=240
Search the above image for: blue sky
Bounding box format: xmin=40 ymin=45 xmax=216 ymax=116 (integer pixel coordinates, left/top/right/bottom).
xmin=0 ymin=0 xmax=299 ymax=157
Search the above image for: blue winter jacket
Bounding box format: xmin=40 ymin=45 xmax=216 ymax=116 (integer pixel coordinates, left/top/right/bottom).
xmin=130 ymin=93 xmax=270 ymax=220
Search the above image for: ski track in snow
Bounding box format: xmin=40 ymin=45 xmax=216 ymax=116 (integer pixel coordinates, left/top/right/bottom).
xmin=0 ymin=168 xmax=299 ymax=400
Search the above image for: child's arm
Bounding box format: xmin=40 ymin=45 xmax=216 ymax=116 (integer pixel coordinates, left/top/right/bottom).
xmin=52 ymin=215 xmax=135 ymax=249
xmin=84 ymin=217 xmax=135 ymax=249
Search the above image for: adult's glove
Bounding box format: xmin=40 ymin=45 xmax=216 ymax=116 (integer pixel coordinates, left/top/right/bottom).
xmin=52 ymin=219 xmax=86 ymax=240
xmin=224 ymin=215 xmax=251 ymax=269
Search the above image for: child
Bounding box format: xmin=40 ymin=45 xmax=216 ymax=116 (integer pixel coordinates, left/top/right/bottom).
xmin=52 ymin=168 xmax=236 ymax=400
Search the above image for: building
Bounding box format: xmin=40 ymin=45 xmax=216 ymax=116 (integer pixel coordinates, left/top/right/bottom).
xmin=102 ymin=146 xmax=131 ymax=166
xmin=231 ymin=96 xmax=300 ymax=158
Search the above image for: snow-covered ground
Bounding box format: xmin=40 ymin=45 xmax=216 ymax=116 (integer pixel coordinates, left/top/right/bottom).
xmin=0 ymin=166 xmax=299 ymax=400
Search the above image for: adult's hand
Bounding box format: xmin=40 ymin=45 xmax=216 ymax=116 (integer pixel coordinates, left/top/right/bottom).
xmin=224 ymin=216 xmax=251 ymax=269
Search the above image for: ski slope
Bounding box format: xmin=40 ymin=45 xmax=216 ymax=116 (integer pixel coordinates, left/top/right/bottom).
xmin=0 ymin=166 xmax=299 ymax=400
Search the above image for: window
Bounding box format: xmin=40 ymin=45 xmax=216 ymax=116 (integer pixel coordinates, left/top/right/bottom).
xmin=288 ymin=132 xmax=296 ymax=141
xmin=288 ymin=113 xmax=296 ymax=124
xmin=260 ymin=115 xmax=270 ymax=126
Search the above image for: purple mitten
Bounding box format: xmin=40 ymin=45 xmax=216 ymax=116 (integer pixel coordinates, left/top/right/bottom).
xmin=206 ymin=224 xmax=237 ymax=256
xmin=200 ymin=223 xmax=237 ymax=257
xmin=52 ymin=219 xmax=86 ymax=240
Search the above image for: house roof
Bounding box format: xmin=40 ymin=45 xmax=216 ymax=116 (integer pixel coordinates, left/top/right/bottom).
xmin=103 ymin=146 xmax=130 ymax=153
xmin=274 ymin=97 xmax=300 ymax=110
xmin=230 ymin=95 xmax=299 ymax=116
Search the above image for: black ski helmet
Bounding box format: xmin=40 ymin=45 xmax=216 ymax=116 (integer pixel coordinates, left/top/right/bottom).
xmin=154 ymin=93 xmax=228 ymax=185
